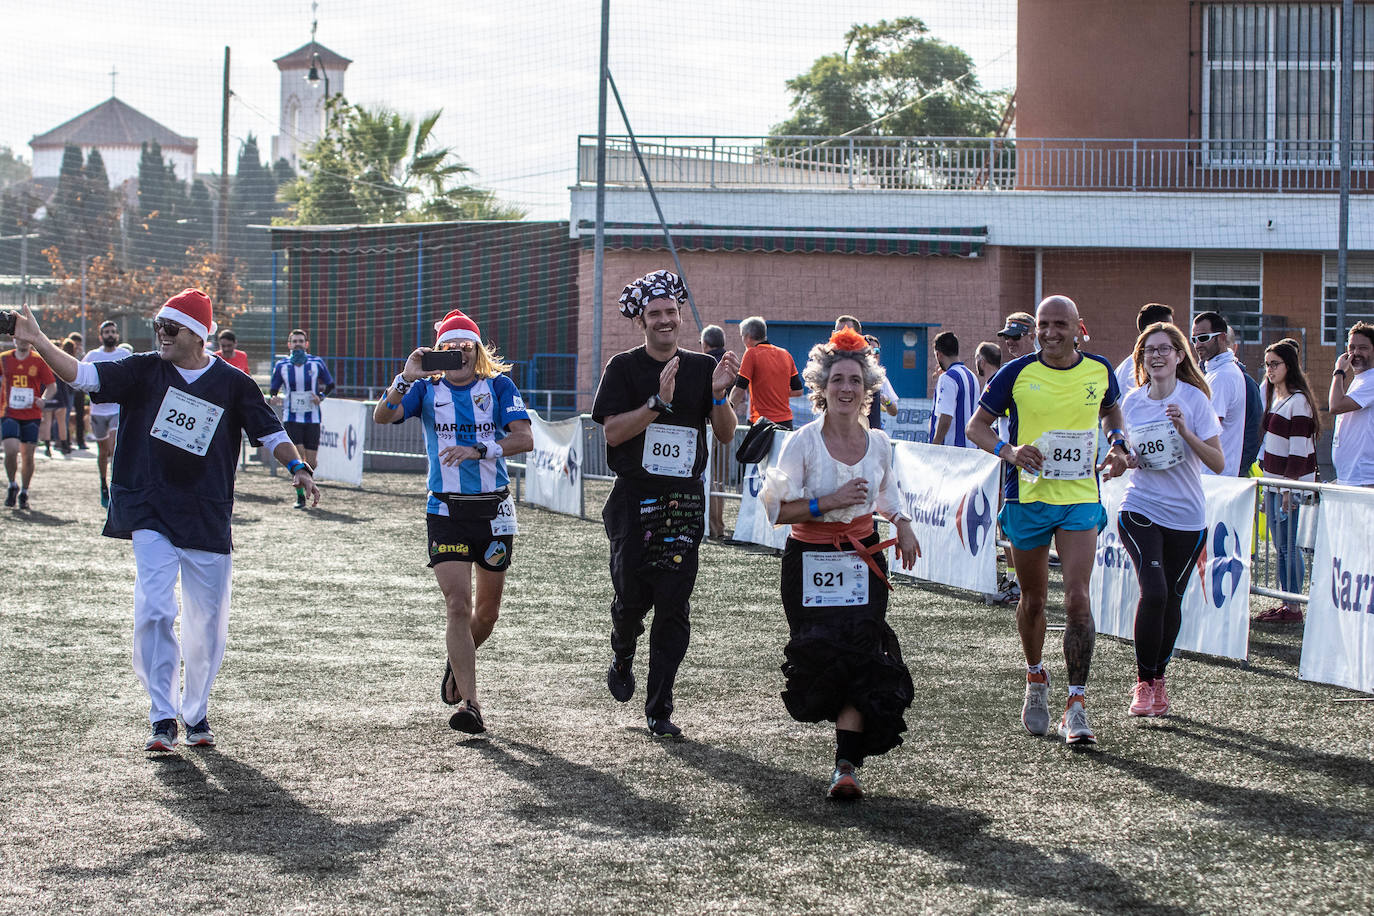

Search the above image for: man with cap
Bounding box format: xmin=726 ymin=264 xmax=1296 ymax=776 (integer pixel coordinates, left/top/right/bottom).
xmin=270 ymin=329 xmax=335 ymax=507
xmin=82 ymin=320 xmax=130 ymax=507
xmin=593 ymin=269 xmax=740 ymax=739
xmin=10 ymin=290 xmax=320 ymax=752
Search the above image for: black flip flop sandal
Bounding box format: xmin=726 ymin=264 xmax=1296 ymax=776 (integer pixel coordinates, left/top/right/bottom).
xmin=441 ymin=660 xmax=461 ymax=706
xmin=449 ymin=700 xmax=486 ymax=734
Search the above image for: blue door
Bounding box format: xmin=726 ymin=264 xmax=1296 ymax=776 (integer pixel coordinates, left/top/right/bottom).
xmin=755 ymin=321 xmax=933 ymax=401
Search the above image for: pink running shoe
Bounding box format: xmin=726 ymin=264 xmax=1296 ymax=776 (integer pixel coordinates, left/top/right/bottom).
xmin=1128 ymin=679 xmax=1155 ymax=717
xmin=1151 ymin=675 xmax=1171 ymax=717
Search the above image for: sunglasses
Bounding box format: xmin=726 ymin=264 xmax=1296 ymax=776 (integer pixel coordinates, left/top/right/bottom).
xmin=1190 ymin=331 xmax=1223 ymax=344
xmin=152 ymin=318 xmax=189 ymax=337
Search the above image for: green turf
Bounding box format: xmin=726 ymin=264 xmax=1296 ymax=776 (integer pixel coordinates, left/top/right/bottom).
xmin=1 ymin=457 xmax=1370 ymax=914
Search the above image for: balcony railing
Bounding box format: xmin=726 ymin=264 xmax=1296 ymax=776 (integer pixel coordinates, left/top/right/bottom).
xmin=576 ymin=135 xmax=1374 ymax=193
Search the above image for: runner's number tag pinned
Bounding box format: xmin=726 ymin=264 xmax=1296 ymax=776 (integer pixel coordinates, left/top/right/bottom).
xmin=7 ymin=386 xmax=33 ymax=410
xmin=1130 ymin=420 xmax=1186 ymax=470
xmin=642 ymin=424 xmax=696 ymax=477
xmin=490 ymin=495 xmax=518 ymax=536
xmin=801 ymin=552 xmax=869 ymax=607
xmin=149 ymin=387 xmax=222 ymax=456
xmin=289 ymin=391 xmax=314 ymax=414
xmin=1036 ymin=429 xmax=1096 ymax=480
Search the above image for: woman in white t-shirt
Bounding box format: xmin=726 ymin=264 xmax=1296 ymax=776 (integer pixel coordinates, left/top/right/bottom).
xmin=1105 ymin=322 xmax=1224 ymax=718
xmin=760 ymin=328 xmax=920 ymax=801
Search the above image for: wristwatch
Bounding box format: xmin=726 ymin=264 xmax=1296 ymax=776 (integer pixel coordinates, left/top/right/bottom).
xmin=1334 ymin=368 xmax=1348 ymax=378
xmin=646 ymin=394 xmax=671 ymax=414
xmin=473 ymin=442 xmax=489 ymax=459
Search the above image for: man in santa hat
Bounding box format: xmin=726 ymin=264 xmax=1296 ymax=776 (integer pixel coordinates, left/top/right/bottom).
xmin=11 ymin=291 xmax=320 ymax=753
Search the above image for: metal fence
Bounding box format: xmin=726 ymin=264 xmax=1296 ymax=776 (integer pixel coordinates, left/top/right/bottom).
xmin=577 ymin=135 xmax=1374 ymax=193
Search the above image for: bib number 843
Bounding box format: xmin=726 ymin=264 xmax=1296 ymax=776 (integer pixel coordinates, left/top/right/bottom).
xmin=1052 ymin=447 xmax=1082 ymax=463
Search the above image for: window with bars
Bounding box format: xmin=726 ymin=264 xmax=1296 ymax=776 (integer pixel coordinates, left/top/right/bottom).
xmin=1202 ymin=3 xmax=1373 ymax=164
xmin=1323 ymin=254 xmax=1374 ymax=344
xmin=1193 ymin=252 xmax=1264 ymax=342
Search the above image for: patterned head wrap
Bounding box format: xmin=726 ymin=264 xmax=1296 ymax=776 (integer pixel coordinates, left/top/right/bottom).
xmin=618 ymin=270 xmax=687 ymax=320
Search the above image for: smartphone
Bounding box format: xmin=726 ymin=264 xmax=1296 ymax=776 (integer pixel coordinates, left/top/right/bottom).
xmin=421 ymin=350 xmax=468 ymax=372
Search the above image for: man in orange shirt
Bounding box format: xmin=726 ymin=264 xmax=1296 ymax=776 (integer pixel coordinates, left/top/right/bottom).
xmin=2 ymin=334 xmax=57 ymax=509
xmin=728 ymin=316 xmax=802 ymax=429
xmin=213 ymin=330 xmax=250 ymax=374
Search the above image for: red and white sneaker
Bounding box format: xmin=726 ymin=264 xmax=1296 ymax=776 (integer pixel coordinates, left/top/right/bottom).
xmin=1128 ymin=679 xmax=1155 ymax=717
xmin=1151 ymin=675 xmax=1171 ymax=717
xmin=827 ymin=760 xmax=864 ymax=800
xmin=1058 ymin=695 xmax=1097 ymax=745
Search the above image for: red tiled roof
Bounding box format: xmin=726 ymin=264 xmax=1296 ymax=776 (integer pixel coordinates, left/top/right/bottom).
xmin=29 ymin=97 xmax=196 ymax=151
xmin=274 ymin=41 xmax=352 ymax=69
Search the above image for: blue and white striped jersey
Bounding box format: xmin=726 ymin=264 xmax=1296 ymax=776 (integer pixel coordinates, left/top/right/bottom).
xmin=270 ymin=355 xmax=335 ymax=423
xmin=930 ymin=361 xmax=979 ymax=448
xmin=397 ymin=374 xmax=529 ymax=515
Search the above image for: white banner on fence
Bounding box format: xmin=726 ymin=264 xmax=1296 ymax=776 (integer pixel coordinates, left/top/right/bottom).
xmin=1301 ymin=487 xmax=1374 ymax=693
xmin=887 ymin=441 xmax=1000 ymax=593
xmin=525 ymin=411 xmax=582 ymax=516
xmin=1090 ymin=474 xmax=1255 ymax=661
xmin=314 ymin=399 xmax=368 ymax=486
xmin=788 ymin=397 xmax=932 ymax=443
xmin=733 ymin=429 xmax=790 ymax=549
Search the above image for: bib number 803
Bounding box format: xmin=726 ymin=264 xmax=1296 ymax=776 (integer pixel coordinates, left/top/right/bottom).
xmin=163 ymin=408 xmax=197 ymax=430
xmin=650 ymin=442 xmax=681 ymax=458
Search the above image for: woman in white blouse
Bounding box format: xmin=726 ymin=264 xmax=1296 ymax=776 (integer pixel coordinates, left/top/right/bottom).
xmin=760 ymin=328 xmax=920 ymax=801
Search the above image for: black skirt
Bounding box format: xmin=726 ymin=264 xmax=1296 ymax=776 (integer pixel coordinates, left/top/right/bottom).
xmin=779 ymin=533 xmax=913 ymax=758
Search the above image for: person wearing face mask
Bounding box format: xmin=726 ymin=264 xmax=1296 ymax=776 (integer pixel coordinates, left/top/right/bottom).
xmin=592 ymin=270 xmax=740 ymax=741
xmin=760 ymin=328 xmax=920 ymax=800
xmin=966 ymin=295 xmax=1129 ymax=747
xmin=82 ymin=320 xmax=130 ymax=507
xmin=374 ymin=309 xmax=532 ymax=735
xmin=1329 ymin=321 xmax=1374 ymax=488
xmin=1105 ymin=322 xmax=1223 ymax=718
xmin=270 ymin=329 xmax=335 ymax=507
xmin=9 ymin=291 xmax=318 ymax=752
xmin=1189 ymin=312 xmax=1247 ymax=477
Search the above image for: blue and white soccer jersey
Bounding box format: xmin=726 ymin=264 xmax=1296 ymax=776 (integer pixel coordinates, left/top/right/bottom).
xmin=397 ymin=374 xmax=530 ymax=515
xmin=270 ymin=356 xmax=334 ymax=423
xmin=930 ymin=361 xmax=979 ymax=447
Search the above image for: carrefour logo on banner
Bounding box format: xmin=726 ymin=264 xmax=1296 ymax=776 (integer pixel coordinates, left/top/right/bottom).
xmin=1095 ymin=531 xmax=1134 ymax=571
xmin=955 ymin=489 xmax=994 ymax=557
xmin=1196 ymin=522 xmax=1245 ymax=609
xmin=345 ymin=424 xmax=358 ymax=460
xmin=1329 ymin=556 xmax=1374 ymax=614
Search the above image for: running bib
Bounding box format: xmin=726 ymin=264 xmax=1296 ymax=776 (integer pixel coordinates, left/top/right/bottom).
xmin=642 ymin=424 xmax=697 ymax=477
xmin=289 ymin=391 xmax=314 ymax=414
xmin=1131 ymin=420 xmax=1185 ymax=471
xmin=801 ymin=552 xmax=869 ymax=607
xmin=1036 ymin=430 xmax=1096 ymax=480
xmin=7 ymin=386 xmax=33 ymax=410
xmin=149 ymin=388 xmax=223 ymax=456
xmin=490 ymin=494 xmax=518 ymax=536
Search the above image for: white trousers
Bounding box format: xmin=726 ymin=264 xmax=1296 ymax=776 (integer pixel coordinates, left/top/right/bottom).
xmin=131 ymin=529 xmax=233 ymax=726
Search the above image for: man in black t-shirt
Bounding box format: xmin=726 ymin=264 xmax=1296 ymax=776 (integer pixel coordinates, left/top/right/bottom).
xmin=13 ymin=291 xmax=319 ymax=753
xmin=592 ymin=270 xmax=739 ymax=740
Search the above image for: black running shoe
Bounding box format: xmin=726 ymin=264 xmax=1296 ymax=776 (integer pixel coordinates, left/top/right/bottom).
xmin=17 ymin=491 xmax=28 ymax=510
xmin=4 ymin=485 xmax=15 ymax=508
xmin=647 ymin=716 xmax=684 ymax=741
xmin=606 ymin=657 xmax=635 ymax=703
xmin=449 ymin=700 xmax=486 ymax=734
xmin=145 ymin=718 xmax=178 ymax=752
xmin=183 ymin=718 xmax=216 ymax=747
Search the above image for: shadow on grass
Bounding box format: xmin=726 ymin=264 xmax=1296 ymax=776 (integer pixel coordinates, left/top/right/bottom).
xmin=9 ymin=509 xmax=76 ymax=527
xmin=662 ymin=740 xmax=1185 ymax=915
xmin=1091 ymin=747 xmax=1373 ymax=843
xmin=468 ymin=737 xmax=686 ymax=838
xmin=297 ymin=508 xmax=372 ymax=524
xmin=1157 ymin=715 xmax=1374 ymax=792
xmin=48 ymin=752 xmax=408 ymax=880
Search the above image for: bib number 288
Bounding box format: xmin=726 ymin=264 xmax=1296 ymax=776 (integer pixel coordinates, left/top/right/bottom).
xmin=163 ymin=407 xmax=198 ymax=430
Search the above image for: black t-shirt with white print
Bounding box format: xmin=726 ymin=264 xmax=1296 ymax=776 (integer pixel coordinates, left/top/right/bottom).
xmin=592 ymin=345 xmax=716 ymax=485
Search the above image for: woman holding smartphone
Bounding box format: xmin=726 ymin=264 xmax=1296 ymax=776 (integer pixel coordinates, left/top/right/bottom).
xmin=373 ymin=309 xmax=533 ymax=734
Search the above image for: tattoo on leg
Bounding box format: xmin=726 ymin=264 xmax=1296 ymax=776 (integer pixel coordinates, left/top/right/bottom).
xmin=1064 ymin=617 xmax=1096 ymax=686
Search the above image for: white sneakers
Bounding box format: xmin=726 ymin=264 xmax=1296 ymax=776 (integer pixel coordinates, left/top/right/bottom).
xmin=1022 ymin=669 xmax=1051 ymax=736
xmin=1058 ymin=695 xmax=1097 ymax=745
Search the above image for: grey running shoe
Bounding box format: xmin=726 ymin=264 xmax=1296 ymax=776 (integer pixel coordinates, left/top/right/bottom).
xmin=827 ymin=760 xmax=863 ymax=800
xmin=1058 ymin=695 xmax=1097 ymax=745
xmin=996 ymin=574 xmax=1021 ymax=604
xmin=145 ymin=718 xmax=178 ymax=752
xmin=1022 ymin=668 xmax=1051 ymax=736
xmin=183 ymin=718 xmax=216 ymax=747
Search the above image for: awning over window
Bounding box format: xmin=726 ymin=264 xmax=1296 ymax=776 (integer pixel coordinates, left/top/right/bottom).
xmin=576 ymin=222 xmax=987 ymax=257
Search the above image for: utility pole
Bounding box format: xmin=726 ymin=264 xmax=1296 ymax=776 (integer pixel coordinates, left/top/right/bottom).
xmin=219 ymin=46 xmax=232 ymax=301
xmin=1336 ymin=0 xmax=1353 ymax=337
xmin=591 ymin=0 xmax=609 ymax=394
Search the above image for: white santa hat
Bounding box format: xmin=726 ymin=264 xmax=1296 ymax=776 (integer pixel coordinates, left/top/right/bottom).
xmin=434 ymin=309 xmax=480 ymax=345
xmin=157 ymin=289 xmax=217 ymax=340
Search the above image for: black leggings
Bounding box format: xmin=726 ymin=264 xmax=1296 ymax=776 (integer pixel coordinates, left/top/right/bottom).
xmin=1117 ymin=511 xmax=1206 ymax=681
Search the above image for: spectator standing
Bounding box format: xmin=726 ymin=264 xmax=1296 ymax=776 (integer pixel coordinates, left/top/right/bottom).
xmin=863 ymin=335 xmax=899 ymax=431
xmin=1329 ymin=321 xmax=1374 ymax=487
xmin=1190 ymin=312 xmax=1247 ymax=476
xmin=214 ymin=330 xmax=251 ymax=374
xmin=270 ymin=329 xmax=335 ymax=508
xmin=1256 ymin=338 xmax=1319 ymax=623
xmin=729 ymin=316 xmax=802 ymax=429
xmin=67 ymin=333 xmax=89 ymax=450
xmin=1115 ymin=303 xmax=1174 ymax=395
xmin=929 ymin=332 xmax=979 ymax=448
xmin=974 ymin=341 xmax=1002 ymax=392
xmin=83 ymin=320 xmax=129 ymax=507
xmin=701 ymin=324 xmax=731 ymax=539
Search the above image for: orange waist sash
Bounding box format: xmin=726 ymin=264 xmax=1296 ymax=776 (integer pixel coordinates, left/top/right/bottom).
xmin=789 ymin=514 xmax=897 ymax=591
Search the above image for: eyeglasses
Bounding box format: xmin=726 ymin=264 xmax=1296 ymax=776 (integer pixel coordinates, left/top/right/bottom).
xmin=1141 ymin=345 xmax=1178 ymax=357
xmin=152 ymin=318 xmax=188 ymax=336
xmin=1190 ymin=331 xmax=1223 ymax=344
xmin=1264 ymin=361 xmax=1284 ymax=369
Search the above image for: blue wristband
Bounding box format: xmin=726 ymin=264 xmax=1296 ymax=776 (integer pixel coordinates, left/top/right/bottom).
xmin=713 ymin=396 xmax=727 ymax=406
xmin=287 ymin=459 xmax=306 ymax=475
xmin=808 ymin=498 xmax=821 ymax=518
xmin=383 ymin=400 xmax=398 ymax=410
xmin=994 ymin=439 xmax=1008 ymax=458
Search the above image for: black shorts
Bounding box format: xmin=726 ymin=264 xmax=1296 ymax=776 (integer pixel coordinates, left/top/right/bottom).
xmin=283 ymin=420 xmax=321 ymax=450
xmin=426 ymin=512 xmax=514 ymax=571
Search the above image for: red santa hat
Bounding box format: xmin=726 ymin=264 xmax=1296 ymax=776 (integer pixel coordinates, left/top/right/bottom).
xmin=157 ymin=289 xmax=216 ymax=340
xmin=434 ymin=309 xmax=481 ymax=346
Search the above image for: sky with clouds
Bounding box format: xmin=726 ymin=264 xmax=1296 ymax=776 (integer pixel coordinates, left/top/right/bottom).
xmin=2 ymin=1 xmax=1016 ymax=219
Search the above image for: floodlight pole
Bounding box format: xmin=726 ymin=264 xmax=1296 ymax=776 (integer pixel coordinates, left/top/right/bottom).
xmin=1336 ymin=0 xmax=1353 ymax=337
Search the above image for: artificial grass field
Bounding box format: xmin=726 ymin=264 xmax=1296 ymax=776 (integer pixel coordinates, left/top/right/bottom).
xmin=1 ymin=456 xmax=1370 ymax=914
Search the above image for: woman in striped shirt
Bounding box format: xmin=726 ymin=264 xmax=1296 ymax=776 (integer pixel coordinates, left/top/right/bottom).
xmin=1256 ymin=338 xmax=1319 ymax=623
